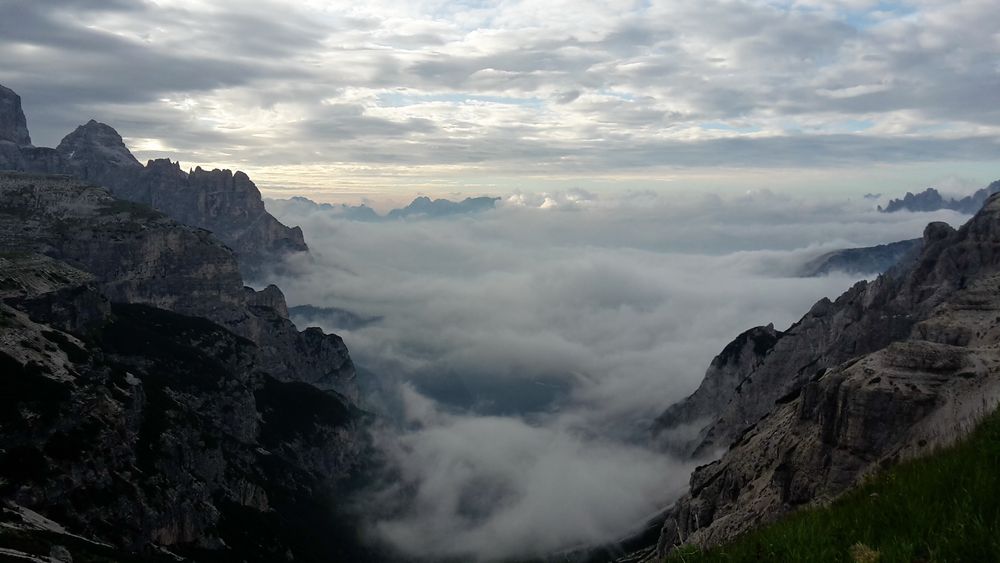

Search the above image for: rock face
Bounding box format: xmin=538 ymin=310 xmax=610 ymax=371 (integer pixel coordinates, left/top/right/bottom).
xmin=0 ymin=84 xmax=307 ymax=277
xmin=799 ymin=238 xmax=922 ymax=277
xmin=650 ymin=194 xmax=1000 ymax=556
xmin=0 ymin=84 xmax=31 ymax=146
xmin=879 ymin=182 xmax=1000 ymax=214
xmin=55 ymin=119 xmax=141 ymax=177
xmin=0 ymin=171 xmax=356 ymax=398
xmin=653 ymin=324 xmax=782 ymax=457
xmin=0 ymin=172 xmax=374 ymax=561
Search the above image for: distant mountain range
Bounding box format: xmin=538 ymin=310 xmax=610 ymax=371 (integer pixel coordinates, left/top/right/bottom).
xmin=879 ymin=181 xmax=1000 ymax=213
xmin=268 ymin=194 xmax=500 ymax=222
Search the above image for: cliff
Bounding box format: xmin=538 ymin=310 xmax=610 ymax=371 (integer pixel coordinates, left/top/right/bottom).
xmin=649 ymin=193 xmax=1000 ymax=556
xmin=0 ymin=83 xmax=307 ymax=277
xmin=799 ymin=238 xmax=922 ymax=277
xmin=0 ymin=173 xmax=372 ymax=561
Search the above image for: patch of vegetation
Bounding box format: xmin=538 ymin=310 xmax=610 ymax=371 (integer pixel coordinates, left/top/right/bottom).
xmin=666 ymin=407 xmax=1000 ymax=563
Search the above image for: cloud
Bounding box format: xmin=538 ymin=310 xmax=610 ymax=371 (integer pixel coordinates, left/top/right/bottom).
xmin=2 ymin=0 xmax=999 ymax=193
xmin=262 ymin=188 xmax=966 ymax=560
xmin=367 ymin=385 xmax=694 ymax=561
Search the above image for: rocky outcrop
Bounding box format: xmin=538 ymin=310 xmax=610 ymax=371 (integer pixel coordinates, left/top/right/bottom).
xmin=0 ymin=171 xmax=356 ymax=399
xmin=0 ymin=299 xmax=373 ymax=561
xmin=53 ymin=120 xmax=308 ymax=276
xmin=650 ymin=194 xmax=1000 ymax=556
xmin=0 ymin=84 xmax=31 ymax=146
xmin=651 ymin=218 xmax=969 ymax=458
xmin=0 ymin=84 xmax=308 ymax=277
xmin=653 ymin=324 xmax=782 ymax=456
xmin=799 ymin=238 xmax=921 ymax=277
xmin=0 ymin=172 xmax=376 ymax=561
xmin=879 ymin=181 xmax=1000 ymax=214
xmin=247 ymin=284 xmax=290 ymax=318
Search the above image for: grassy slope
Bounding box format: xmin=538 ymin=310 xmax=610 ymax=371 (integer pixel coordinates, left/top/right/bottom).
xmin=667 ymin=408 xmax=1000 ymax=563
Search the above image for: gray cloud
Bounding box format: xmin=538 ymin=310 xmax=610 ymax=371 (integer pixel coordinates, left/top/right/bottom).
xmin=2 ymin=0 xmax=998 ymax=186
xmin=263 ymin=189 xmax=965 ymax=560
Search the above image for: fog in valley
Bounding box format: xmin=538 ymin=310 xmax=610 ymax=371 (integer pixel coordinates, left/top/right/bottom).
xmin=262 ymin=190 xmax=962 ymax=560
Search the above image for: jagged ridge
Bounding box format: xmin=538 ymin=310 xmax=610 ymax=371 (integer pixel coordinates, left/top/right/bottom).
xmin=649 ymin=192 xmax=1000 ymax=556
xmin=0 ymin=83 xmax=307 ymax=277
xmin=879 ymin=181 xmax=1000 ymax=214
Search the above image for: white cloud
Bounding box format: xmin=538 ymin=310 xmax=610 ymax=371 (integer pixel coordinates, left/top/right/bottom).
xmin=3 ymin=0 xmax=999 ymax=195
xmin=263 ymin=189 xmax=965 ymax=560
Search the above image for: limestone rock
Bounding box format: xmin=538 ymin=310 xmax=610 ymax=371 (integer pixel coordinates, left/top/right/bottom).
xmin=0 ymin=174 xmax=376 ymax=561
xmin=799 ymin=238 xmax=921 ymax=277
xmin=0 ymin=84 xmax=31 ymax=146
xmin=247 ymin=284 xmax=289 ymax=318
xmin=0 ymin=83 xmax=308 ymax=277
xmin=56 ymin=119 xmax=141 ymax=178
xmin=0 ymin=171 xmax=357 ymax=399
xmin=652 ymin=193 xmax=1000 ymax=556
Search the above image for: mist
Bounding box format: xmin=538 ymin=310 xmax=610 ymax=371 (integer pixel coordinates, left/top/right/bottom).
xmin=262 ymin=190 xmax=962 ymax=561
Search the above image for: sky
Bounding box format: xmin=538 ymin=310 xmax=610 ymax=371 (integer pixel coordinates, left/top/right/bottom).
xmin=1 ymin=0 xmax=999 ymax=203
xmin=263 ymin=191 xmax=966 ymax=560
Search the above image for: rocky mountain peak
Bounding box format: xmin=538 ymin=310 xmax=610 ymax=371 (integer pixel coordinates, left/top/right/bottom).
xmin=0 ymin=83 xmax=309 ymax=276
xmin=56 ymin=119 xmax=141 ymax=170
xmin=923 ymin=220 xmax=956 ymax=243
xmin=145 ymin=157 xmax=187 ymax=176
xmin=0 ymin=84 xmax=31 ymax=146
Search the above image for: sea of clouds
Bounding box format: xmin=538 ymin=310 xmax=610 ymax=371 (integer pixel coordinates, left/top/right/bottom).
xmin=262 ymin=189 xmax=964 ymax=561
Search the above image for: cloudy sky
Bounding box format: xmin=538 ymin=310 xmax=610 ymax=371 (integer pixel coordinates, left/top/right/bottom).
xmin=3 ymin=0 xmax=998 ymax=201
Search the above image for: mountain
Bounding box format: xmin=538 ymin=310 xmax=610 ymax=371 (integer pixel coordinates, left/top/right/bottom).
xmin=266 ymin=194 xmax=500 ymax=222
xmin=0 ymin=84 xmax=306 ymax=277
xmin=0 ymin=172 xmax=378 ymax=561
xmin=386 ymin=195 xmax=500 ymax=219
xmin=0 ymin=84 xmax=31 ymax=147
xmin=879 ymin=181 xmax=1000 ymax=214
xmin=269 ymin=196 xmax=384 ymax=222
xmin=799 ymin=238 xmax=921 ymax=277
xmin=648 ymin=194 xmax=1000 ymax=557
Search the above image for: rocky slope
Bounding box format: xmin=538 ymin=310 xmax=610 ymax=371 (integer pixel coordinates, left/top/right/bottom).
xmin=0 ymin=83 xmax=306 ymax=277
xmin=649 ymin=193 xmax=1000 ymax=556
xmin=799 ymin=238 xmax=921 ymax=277
xmin=0 ymin=172 xmax=374 ymax=561
xmin=879 ymin=181 xmax=1000 ymax=214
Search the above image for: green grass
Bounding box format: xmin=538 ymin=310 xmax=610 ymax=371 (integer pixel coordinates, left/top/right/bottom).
xmin=667 ymin=407 xmax=1000 ymax=563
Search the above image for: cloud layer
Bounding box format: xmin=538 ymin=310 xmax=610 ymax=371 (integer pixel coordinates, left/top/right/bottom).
xmin=264 ymin=189 xmax=964 ymax=560
xmin=2 ymin=1 xmax=999 ymax=196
